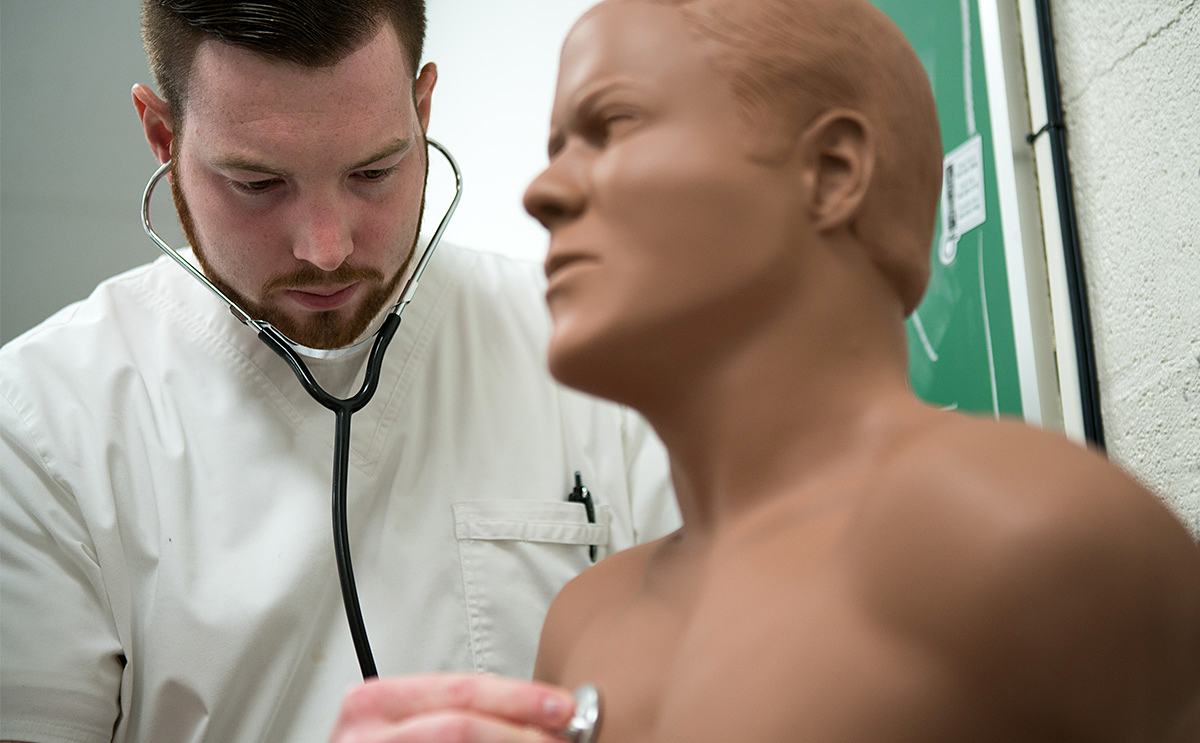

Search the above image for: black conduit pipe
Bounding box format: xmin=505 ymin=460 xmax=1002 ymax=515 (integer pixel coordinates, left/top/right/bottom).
xmin=1028 ymin=0 xmax=1105 ymax=449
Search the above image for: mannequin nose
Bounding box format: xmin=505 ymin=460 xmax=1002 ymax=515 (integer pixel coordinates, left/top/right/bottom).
xmin=524 ymin=156 xmax=586 ymax=231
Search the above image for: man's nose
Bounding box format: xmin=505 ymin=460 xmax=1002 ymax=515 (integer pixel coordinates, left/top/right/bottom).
xmin=292 ymin=197 xmax=354 ymax=271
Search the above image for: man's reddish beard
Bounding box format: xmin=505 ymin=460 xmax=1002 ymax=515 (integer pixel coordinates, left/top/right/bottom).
xmin=169 ymin=164 xmax=425 ymax=350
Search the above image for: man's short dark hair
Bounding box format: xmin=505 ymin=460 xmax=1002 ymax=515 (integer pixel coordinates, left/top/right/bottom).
xmin=142 ymin=0 xmax=427 ymax=124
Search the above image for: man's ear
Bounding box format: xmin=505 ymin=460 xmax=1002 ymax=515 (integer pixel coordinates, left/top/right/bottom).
xmin=132 ymin=84 xmax=174 ymax=166
xmin=798 ymin=109 xmax=874 ymax=231
xmin=414 ymin=62 xmax=437 ymax=134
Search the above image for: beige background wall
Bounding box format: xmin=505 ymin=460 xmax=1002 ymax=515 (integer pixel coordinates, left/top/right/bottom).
xmin=1050 ymin=0 xmax=1199 ymax=534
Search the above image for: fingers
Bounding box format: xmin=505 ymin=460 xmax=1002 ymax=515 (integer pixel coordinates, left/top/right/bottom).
xmin=351 ymin=674 xmax=574 ymax=726
xmin=358 ymin=709 xmax=564 ymax=743
xmin=331 ymin=673 xmax=576 ymax=743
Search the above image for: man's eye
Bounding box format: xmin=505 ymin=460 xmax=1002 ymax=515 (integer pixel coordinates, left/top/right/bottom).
xmin=235 ymin=178 xmax=278 ymax=193
xmin=356 ymin=166 xmax=396 ymax=182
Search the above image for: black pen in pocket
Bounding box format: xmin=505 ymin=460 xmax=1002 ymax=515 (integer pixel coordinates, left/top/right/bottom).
xmin=567 ymin=471 xmax=598 ymax=562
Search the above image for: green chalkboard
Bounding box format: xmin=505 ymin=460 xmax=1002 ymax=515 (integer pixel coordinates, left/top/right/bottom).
xmin=872 ymin=0 xmax=1023 ymax=418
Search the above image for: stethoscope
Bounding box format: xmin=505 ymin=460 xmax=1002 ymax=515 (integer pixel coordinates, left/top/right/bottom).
xmin=142 ymin=137 xmax=602 ymax=741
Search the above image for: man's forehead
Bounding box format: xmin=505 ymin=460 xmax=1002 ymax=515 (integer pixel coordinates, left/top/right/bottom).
xmin=177 ymin=23 xmax=420 ymax=175
xmin=186 ymin=21 xmax=413 ymax=109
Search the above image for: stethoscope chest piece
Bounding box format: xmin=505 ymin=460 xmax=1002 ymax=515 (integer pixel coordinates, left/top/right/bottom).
xmin=560 ymin=683 xmax=603 ymax=743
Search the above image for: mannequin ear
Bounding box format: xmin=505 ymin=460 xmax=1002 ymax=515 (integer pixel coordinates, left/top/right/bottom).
xmin=132 ymin=84 xmax=174 ymax=166
xmin=798 ymin=109 xmax=874 ymax=231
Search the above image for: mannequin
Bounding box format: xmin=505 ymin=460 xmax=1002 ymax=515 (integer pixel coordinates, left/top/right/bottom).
xmin=523 ymin=0 xmax=1200 ymax=741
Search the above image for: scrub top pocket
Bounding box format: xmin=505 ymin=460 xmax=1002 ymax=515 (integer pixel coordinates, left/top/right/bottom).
xmin=453 ymin=501 xmax=611 ymax=676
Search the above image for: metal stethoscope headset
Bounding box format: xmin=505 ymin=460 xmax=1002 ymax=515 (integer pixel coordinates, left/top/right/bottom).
xmin=142 ymin=138 xmax=602 ymax=742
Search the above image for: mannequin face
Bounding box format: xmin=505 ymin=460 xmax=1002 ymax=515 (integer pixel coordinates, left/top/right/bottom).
xmin=524 ymin=1 xmax=804 ymax=394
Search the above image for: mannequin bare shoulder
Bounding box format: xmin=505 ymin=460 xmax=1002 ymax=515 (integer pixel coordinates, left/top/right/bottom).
xmin=535 ymin=539 xmax=662 ymax=684
xmin=833 ymin=414 xmax=1200 ymax=739
xmin=537 ymin=414 xmax=1200 ymax=742
xmin=667 ymin=416 xmax=1200 ymax=742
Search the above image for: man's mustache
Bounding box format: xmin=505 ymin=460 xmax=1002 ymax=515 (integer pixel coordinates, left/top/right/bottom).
xmin=262 ymin=263 xmax=385 ymax=294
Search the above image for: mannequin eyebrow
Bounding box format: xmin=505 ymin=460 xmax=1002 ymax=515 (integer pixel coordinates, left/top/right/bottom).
xmin=212 ymin=137 xmax=415 ymax=176
xmin=548 ymin=80 xmax=640 ymax=156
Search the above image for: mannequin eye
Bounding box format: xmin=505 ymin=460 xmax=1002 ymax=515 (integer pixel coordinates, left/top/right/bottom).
xmin=587 ymin=108 xmax=638 ymax=147
xmin=605 ymin=113 xmax=635 ymax=131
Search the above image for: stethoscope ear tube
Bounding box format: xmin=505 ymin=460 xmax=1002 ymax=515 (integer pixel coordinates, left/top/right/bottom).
xmin=141 ymin=136 xmax=463 ymax=361
xmin=141 ymin=159 xmax=256 ymax=327
xmin=144 ymin=138 xmax=462 ymax=680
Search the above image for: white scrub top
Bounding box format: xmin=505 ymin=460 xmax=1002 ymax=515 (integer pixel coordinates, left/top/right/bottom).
xmin=0 ymin=242 xmax=679 ymax=743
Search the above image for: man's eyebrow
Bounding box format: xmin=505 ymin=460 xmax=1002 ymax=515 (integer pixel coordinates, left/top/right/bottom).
xmin=212 ymin=137 xmax=416 ymax=175
xmin=348 ymin=137 xmax=415 ymax=171
xmin=211 ymin=154 xmax=289 ymax=176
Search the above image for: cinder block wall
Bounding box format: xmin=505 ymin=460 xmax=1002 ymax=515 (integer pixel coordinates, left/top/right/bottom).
xmin=1050 ymin=0 xmax=1199 ymax=535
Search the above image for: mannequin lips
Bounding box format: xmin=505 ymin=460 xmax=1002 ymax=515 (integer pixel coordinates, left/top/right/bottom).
xmin=545 ymin=252 xmax=600 ymax=297
xmin=285 ymin=283 xmax=359 ymax=311
xmin=545 ymin=251 xmax=598 ymax=279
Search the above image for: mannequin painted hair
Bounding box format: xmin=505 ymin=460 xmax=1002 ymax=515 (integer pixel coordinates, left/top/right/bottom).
xmin=595 ymin=0 xmax=943 ymax=314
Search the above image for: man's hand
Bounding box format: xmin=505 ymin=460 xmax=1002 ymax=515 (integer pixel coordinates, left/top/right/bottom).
xmin=329 ymin=673 xmax=576 ymax=742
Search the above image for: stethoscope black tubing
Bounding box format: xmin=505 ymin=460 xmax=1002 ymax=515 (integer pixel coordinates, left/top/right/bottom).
xmin=258 ymin=312 xmax=402 ymax=679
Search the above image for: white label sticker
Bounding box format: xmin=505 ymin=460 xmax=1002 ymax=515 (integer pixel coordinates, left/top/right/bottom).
xmin=939 ymin=134 xmax=986 ymax=265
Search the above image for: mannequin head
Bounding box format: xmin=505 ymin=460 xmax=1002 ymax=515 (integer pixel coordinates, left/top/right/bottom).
xmin=525 ymin=0 xmax=941 ymax=402
xmin=643 ymin=0 xmax=943 ymax=314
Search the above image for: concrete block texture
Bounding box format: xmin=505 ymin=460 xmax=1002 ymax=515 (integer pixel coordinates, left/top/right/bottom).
xmin=1051 ymin=0 xmax=1199 ymax=534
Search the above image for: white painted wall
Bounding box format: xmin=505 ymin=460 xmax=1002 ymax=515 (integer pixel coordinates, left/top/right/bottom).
xmin=1 ymin=1 xmax=158 ymax=343
xmin=1049 ymin=0 xmax=1199 ymax=534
